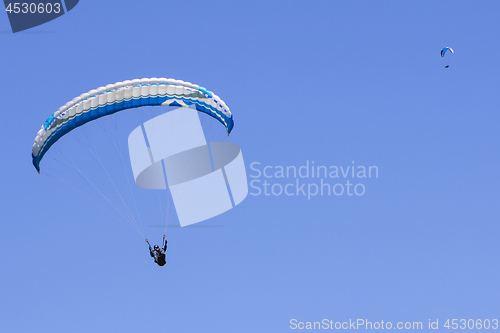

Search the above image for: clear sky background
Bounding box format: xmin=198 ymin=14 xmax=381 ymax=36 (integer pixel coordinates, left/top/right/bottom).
xmin=1 ymin=1 xmax=500 ymax=332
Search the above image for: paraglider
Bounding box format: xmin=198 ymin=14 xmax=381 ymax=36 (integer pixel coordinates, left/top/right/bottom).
xmin=30 ymin=77 xmax=237 ymax=264
xmin=441 ymin=47 xmax=454 ymax=68
xmin=147 ymin=236 xmax=167 ymax=266
xmin=31 ymin=77 xmax=234 ymax=173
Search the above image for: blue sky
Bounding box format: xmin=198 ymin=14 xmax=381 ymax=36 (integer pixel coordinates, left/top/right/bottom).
xmin=1 ymin=1 xmax=500 ymax=332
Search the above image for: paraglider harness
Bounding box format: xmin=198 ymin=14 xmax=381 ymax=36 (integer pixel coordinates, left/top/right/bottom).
xmin=147 ymin=236 xmax=167 ymax=266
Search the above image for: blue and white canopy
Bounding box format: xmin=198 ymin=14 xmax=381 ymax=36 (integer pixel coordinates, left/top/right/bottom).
xmin=32 ymin=78 xmax=234 ymax=172
xmin=441 ymin=47 xmax=454 ymax=57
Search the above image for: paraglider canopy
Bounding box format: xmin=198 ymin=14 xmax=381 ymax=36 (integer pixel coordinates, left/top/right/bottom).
xmin=441 ymin=47 xmax=454 ymax=57
xmin=31 ymin=77 xmax=234 ymax=173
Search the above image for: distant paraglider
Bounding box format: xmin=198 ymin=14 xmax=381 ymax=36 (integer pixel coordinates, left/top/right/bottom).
xmin=441 ymin=47 xmax=454 ymax=68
